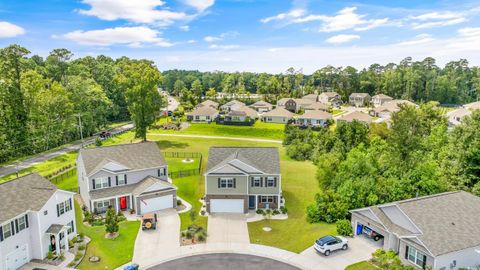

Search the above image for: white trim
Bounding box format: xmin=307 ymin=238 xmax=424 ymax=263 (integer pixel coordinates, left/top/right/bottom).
xmin=206 ymin=164 xmax=249 ymax=176
xmin=91 ymin=193 xmax=131 ymax=202
xmin=87 ymin=165 xmax=168 ymax=178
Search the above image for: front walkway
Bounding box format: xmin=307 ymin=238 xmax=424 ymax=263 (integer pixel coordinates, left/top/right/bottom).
xmin=207 ymin=213 xmax=249 ymax=244
xmin=132 ymin=209 xmax=180 ymax=267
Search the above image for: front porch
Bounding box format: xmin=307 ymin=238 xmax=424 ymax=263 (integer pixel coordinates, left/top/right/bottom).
xmin=46 ymin=224 xmax=71 ymax=256
xmin=248 ymin=195 xmax=281 ymax=210
xmin=92 ymin=194 xmax=134 ymax=214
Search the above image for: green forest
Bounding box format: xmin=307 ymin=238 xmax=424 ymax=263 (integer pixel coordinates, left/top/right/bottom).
xmin=283 ymin=104 xmax=480 ymax=223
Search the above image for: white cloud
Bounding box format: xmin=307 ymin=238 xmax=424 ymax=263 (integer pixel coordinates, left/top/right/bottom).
xmin=0 ymin=21 xmax=25 ymax=38
xmin=209 ymin=44 xmax=240 ymax=50
xmin=78 ymin=0 xmax=188 ymax=24
xmin=204 ymin=36 xmax=222 ymax=42
xmin=411 ymin=11 xmax=463 ymax=21
xmin=260 ymin=9 xmax=306 ymax=23
xmin=203 ymin=31 xmax=238 ymax=42
xmin=397 ymin=34 xmax=435 ymax=46
xmin=326 ymin=34 xmax=360 ymax=44
xmin=187 ymin=39 xmax=197 ymax=44
xmin=63 ymin=26 xmax=173 ymax=47
xmin=182 ymin=0 xmax=215 ymax=12
xmin=409 ymin=11 xmax=467 ymax=29
xmin=179 ymin=25 xmax=190 ymax=31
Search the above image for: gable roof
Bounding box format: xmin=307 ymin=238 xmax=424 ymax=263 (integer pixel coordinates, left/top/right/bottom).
xmin=298 ymin=110 xmax=332 ymax=120
xmin=262 ymin=107 xmax=294 ymax=118
xmin=319 ymin=92 xmax=340 ymax=98
xmin=251 ymin=100 xmax=272 ymax=107
xmin=338 ymin=111 xmax=372 ymax=124
xmin=223 ymin=100 xmax=245 ymax=107
xmin=198 ymin=100 xmax=219 ymax=108
xmin=206 ymin=147 xmax=280 ymax=175
xmin=277 ymin=98 xmax=294 ymax=105
xmin=464 ymin=101 xmax=480 ymax=110
xmin=228 ymin=106 xmax=258 ymax=118
xmin=373 ymin=99 xmax=416 ymax=113
xmin=302 ymin=94 xmax=319 ymax=101
xmin=349 ymin=93 xmax=370 ymax=98
xmin=0 ymin=173 xmax=59 ymax=223
xmin=89 ymin=176 xmax=176 ymax=200
xmin=305 ymin=102 xmax=329 ymax=111
xmin=351 ymin=191 xmax=480 ymax=257
xmin=294 ymin=98 xmax=315 ymax=106
xmin=372 ymin=94 xmax=393 ymax=100
xmin=79 ymin=142 xmax=167 ymax=176
xmin=187 ymin=106 xmax=219 ymax=117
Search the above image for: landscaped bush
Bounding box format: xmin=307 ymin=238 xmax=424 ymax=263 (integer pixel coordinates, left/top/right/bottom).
xmin=75 ymin=252 xmax=83 ymax=261
xmin=272 ymin=209 xmax=280 ymax=215
xmin=177 ymin=199 xmax=182 ymax=206
xmin=78 ymin=232 xmax=84 ymax=240
xmin=256 ymin=209 xmax=265 ymax=215
xmin=370 ymin=249 xmax=415 ymax=270
xmin=47 ymin=251 xmax=53 ymax=260
xmin=78 ymin=243 xmax=86 ymax=250
xmin=280 ymin=206 xmax=288 ymax=214
xmin=336 ymin=219 xmax=353 ymax=236
xmin=92 ymin=219 xmax=105 ymax=226
xmin=200 ymin=210 xmax=206 ymax=216
xmin=117 ymin=216 xmax=126 ymax=222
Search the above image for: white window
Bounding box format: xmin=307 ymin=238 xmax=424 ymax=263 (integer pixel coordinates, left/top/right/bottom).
xmin=407 ymin=246 xmax=426 ymax=268
xmin=253 ymin=177 xmax=261 ymax=187
xmin=220 ymin=178 xmax=234 ymax=188
xmin=260 ymin=196 xmax=275 ymax=203
xmin=95 ymin=177 xmax=109 ymax=189
xmin=206 ymin=116 xmax=210 ymax=120
xmin=3 ymin=223 xmax=12 ymax=239
xmin=18 ymin=216 xmax=26 ymax=231
xmin=65 ymin=199 xmax=71 ymax=212
xmin=266 ymin=177 xmax=276 ymax=187
xmin=97 ymin=200 xmax=110 ymax=209
xmin=67 ymin=220 xmax=74 ymax=234
xmin=195 ymin=115 xmax=200 ymax=120
xmin=118 ymin=174 xmax=126 ymax=185
xmin=59 ymin=202 xmax=65 ymax=215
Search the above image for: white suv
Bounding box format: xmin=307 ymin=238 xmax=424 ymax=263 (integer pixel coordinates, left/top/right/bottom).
xmin=314 ymin=235 xmax=348 ymax=256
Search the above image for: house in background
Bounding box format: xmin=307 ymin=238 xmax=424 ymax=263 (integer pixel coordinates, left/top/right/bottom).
xmin=261 ymin=107 xmax=294 ymax=123
xmin=77 ymin=142 xmax=177 ymax=215
xmin=350 ymin=191 xmax=480 ymax=270
xmin=250 ymin=100 xmax=273 ymax=112
xmin=337 ymin=111 xmax=372 ymax=124
xmin=0 ymin=173 xmax=76 ymax=270
xmin=319 ymin=92 xmax=342 ymax=107
xmin=371 ymin=100 xmax=417 ymax=119
xmin=296 ymin=110 xmax=332 ymax=127
xmin=294 ymin=98 xmax=315 ymax=112
xmin=304 ymin=102 xmax=329 ymax=112
xmin=186 ymin=106 xmax=219 ymax=123
xmin=221 ymin=100 xmax=245 ymax=111
xmin=349 ymin=93 xmax=371 ymax=107
xmin=447 ymin=101 xmax=480 ymax=127
xmin=302 ymin=94 xmax=319 ymax=102
xmin=277 ymin=98 xmax=297 ymax=112
xmin=224 ymin=106 xmax=258 ymax=124
xmin=196 ymin=99 xmax=219 ymax=109
xmin=372 ymin=94 xmax=393 ymax=107
xmin=204 ymin=147 xmax=282 ymax=213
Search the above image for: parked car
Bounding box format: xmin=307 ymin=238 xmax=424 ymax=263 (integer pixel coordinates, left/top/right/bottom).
xmin=141 ymin=213 xmax=157 ymax=230
xmin=363 ymin=226 xmax=384 ymax=241
xmin=314 ymin=235 xmax=348 ymax=256
xmin=99 ymin=131 xmax=111 ymax=138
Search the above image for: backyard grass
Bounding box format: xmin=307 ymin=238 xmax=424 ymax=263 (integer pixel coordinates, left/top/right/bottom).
xmin=345 ymin=261 xmax=377 ymax=270
xmin=53 ymin=168 xmax=78 ymax=191
xmin=172 ymin=175 xmax=208 ymax=230
xmin=75 ymin=201 xmax=140 ymax=270
xmin=331 ymin=109 xmax=345 ymax=116
xmin=165 ymin=157 xmax=201 ymax=172
xmin=150 ymin=120 xmax=285 ymax=140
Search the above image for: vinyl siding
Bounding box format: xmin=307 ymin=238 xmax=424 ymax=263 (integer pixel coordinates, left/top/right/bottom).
xmin=205 ymin=175 xmax=248 ymax=195
xmin=247 ymin=175 xmax=281 ymax=195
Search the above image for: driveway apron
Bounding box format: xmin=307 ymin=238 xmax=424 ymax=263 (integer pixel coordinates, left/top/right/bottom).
xmin=207 ymin=214 xmax=249 ymax=244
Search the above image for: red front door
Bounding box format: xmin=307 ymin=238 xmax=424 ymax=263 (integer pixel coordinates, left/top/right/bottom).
xmin=120 ymin=196 xmax=127 ymax=210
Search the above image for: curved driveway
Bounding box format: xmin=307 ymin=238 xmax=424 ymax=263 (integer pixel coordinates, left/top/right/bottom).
xmin=147 ymin=253 xmax=301 ymax=270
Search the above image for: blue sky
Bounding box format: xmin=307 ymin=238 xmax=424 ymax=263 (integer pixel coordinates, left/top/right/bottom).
xmin=1 ymin=0 xmax=480 ymax=73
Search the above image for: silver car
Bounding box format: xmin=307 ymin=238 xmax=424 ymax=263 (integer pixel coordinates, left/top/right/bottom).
xmin=314 ymin=235 xmax=348 ymax=256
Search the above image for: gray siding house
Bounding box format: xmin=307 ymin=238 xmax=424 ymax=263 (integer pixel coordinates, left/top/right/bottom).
xmin=0 ymin=174 xmax=76 ymax=270
xmin=350 ymin=191 xmax=480 ymax=270
xmin=77 ymin=142 xmax=177 ymax=215
xmin=204 ymin=147 xmax=282 ymax=213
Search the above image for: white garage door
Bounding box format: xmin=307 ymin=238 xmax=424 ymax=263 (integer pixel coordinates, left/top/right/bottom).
xmin=140 ymin=195 xmax=173 ymax=214
xmin=210 ymin=199 xmax=244 ymax=213
xmin=6 ymin=244 xmax=29 ymax=270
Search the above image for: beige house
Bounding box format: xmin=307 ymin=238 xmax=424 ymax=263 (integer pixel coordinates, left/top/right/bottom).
xmin=304 ymin=102 xmax=329 ymax=111
xmin=447 ymin=101 xmax=480 ymax=127
xmin=319 ymin=92 xmax=342 ymax=107
xmin=250 ymin=100 xmax=273 ymax=112
xmin=349 ymin=93 xmax=371 ymax=107
xmin=296 ymin=110 xmax=332 ymax=127
xmin=221 ymin=100 xmax=245 ymax=111
xmin=337 ymin=111 xmax=372 ymax=124
xmin=204 ymin=147 xmax=282 ymax=213
xmin=196 ymin=99 xmax=219 ymax=109
xmin=371 ymin=100 xmax=417 ymax=119
xmin=372 ymin=94 xmax=393 ymax=107
xmin=350 ymin=191 xmax=480 ymax=270
xmin=277 ymin=98 xmax=297 ymax=112
xmin=186 ymin=106 xmax=219 ymax=122
xmin=302 ymin=94 xmax=319 ymax=102
xmin=225 ymin=106 xmax=258 ymax=122
xmin=261 ymin=107 xmax=294 ymax=123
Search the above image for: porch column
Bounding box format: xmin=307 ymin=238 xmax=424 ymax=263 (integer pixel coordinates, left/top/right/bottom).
xmin=278 ymin=195 xmax=281 ymax=209
xmin=130 ymin=196 xmax=135 ymax=212
xmin=115 ymin=198 xmax=119 ymax=213
xmin=64 ymin=230 xmax=69 ymax=252
xmin=256 ymin=195 xmax=259 ymax=210
xmin=55 ymin=234 xmax=60 ymax=255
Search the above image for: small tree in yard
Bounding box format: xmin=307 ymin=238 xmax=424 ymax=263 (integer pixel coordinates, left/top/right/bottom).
xmin=105 ymin=207 xmax=119 ymax=236
xmin=189 ymin=210 xmax=196 ymax=224
xmin=336 ymin=219 xmax=353 ymax=236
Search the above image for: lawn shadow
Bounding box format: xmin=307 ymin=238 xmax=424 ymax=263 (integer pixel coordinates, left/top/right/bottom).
xmin=156 ymin=140 xmax=190 ymax=150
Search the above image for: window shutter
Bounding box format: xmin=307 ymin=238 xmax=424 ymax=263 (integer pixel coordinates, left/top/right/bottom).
xmin=108 ymin=177 xmax=111 ymax=187
xmin=158 ymin=169 xmax=160 ymax=177
xmin=422 ymin=255 xmax=427 ymax=269
xmin=10 ymin=221 xmax=15 ymax=236
xmin=116 ymin=175 xmax=119 ymax=185
xmin=405 ymin=246 xmax=409 ymax=259
xmin=92 ymin=179 xmax=96 ymax=190
xmin=260 ymin=177 xmax=264 ymax=187
xmin=0 ymin=226 xmax=3 ymax=242
xmin=274 ymin=177 xmax=277 ymax=187
xmin=25 ymin=214 xmax=29 ymax=228
xmin=233 ymin=178 xmax=236 ymax=188
xmin=163 ymin=168 xmax=166 ymax=176
xmin=251 ymin=177 xmax=254 ymax=187
xmin=69 ymin=198 xmax=73 ymax=211
xmin=125 ymin=174 xmax=127 ymax=184
xmin=218 ymin=178 xmax=221 ymax=188
xmin=71 ymin=220 xmax=75 ymax=234
xmin=57 ymin=204 xmax=60 ymax=217
xmin=14 ymin=219 xmax=19 ymax=233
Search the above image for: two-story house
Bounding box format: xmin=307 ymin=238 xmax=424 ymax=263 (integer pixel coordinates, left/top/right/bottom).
xmin=349 ymin=93 xmax=371 ymax=107
xmin=204 ymin=147 xmax=282 ymax=213
xmin=0 ymin=173 xmax=76 ymax=270
xmin=77 ymin=142 xmax=177 ymax=215
xmin=319 ymin=92 xmax=342 ymax=107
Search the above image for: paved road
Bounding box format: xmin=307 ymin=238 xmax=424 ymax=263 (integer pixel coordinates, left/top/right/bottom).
xmin=147 ymin=253 xmax=301 ymax=270
xmin=147 ymin=133 xmax=282 ymax=144
xmin=0 ymin=123 xmax=133 ymax=178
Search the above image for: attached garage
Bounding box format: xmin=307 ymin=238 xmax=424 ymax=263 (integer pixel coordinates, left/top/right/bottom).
xmin=139 ymin=194 xmax=174 ymax=214
xmin=6 ymin=244 xmax=29 ymax=270
xmin=210 ymin=199 xmax=244 ymax=213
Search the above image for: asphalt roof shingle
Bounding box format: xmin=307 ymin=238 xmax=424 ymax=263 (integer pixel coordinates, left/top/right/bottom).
xmin=206 ymin=147 xmax=280 ymax=174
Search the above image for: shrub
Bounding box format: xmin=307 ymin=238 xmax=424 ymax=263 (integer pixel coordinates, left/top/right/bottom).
xmin=280 ymin=206 xmax=288 ymax=214
xmin=197 ymin=231 xmax=207 ymax=241
xmin=117 ymin=216 xmax=126 ymax=222
xmin=78 ymin=243 xmax=86 ymax=250
xmin=200 ymin=210 xmax=206 ymax=216
xmin=92 ymin=219 xmax=104 ymax=226
xmin=59 ymin=251 xmax=65 ymax=260
xmin=68 ymin=261 xmax=76 ymax=267
xmin=71 ymin=236 xmax=78 ymax=243
xmin=256 ymin=209 xmax=264 ymax=215
xmin=185 ymin=230 xmax=193 ymax=239
xmin=105 ymin=207 xmax=119 ymax=234
xmin=181 ymin=231 xmax=186 ymax=237
xmin=272 ymin=209 xmax=280 ymax=215
xmin=336 ymin=219 xmax=353 ymax=236
xmin=47 ymin=251 xmax=53 ymax=260
xmin=177 ymin=199 xmax=182 ymax=206
xmin=129 ymin=208 xmax=135 ymax=214
xmin=74 ymin=252 xmax=83 ymax=261
xmin=78 ymin=232 xmax=85 ymax=240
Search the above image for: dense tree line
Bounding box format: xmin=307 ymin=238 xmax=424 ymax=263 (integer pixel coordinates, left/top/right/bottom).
xmin=0 ymin=44 xmax=163 ymax=163
xmin=161 ymin=58 xmax=480 ymax=108
xmin=283 ymin=103 xmax=480 ymax=223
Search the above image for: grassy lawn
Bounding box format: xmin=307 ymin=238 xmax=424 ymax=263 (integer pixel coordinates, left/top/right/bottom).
xmin=149 ymin=120 xmax=285 ymax=140
xmin=345 ymin=261 xmax=377 ymax=270
xmin=165 ymin=157 xmax=201 ymax=172
xmin=332 ymin=109 xmax=345 ymax=116
xmin=248 ymin=151 xmax=336 ymax=253
xmin=0 ymin=151 xmax=77 ymax=183
xmin=172 ymin=175 xmax=207 ymax=230
xmin=53 ymin=169 xmax=78 ymax=191
xmin=75 ymin=201 xmax=140 ymax=270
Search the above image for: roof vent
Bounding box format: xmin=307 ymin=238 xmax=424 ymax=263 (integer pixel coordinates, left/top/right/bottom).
xmin=451 ymin=222 xmax=455 ymax=226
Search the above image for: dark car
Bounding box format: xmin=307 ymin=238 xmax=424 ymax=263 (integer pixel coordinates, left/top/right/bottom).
xmin=99 ymin=131 xmax=111 ymax=138
xmin=363 ymin=226 xmax=384 ymax=241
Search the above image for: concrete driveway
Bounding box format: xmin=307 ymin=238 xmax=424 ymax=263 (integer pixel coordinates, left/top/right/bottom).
xmin=207 ymin=214 xmax=249 ymax=244
xmin=132 ymin=209 xmax=180 ymax=266
xmin=300 ymin=236 xmax=380 ymax=270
